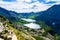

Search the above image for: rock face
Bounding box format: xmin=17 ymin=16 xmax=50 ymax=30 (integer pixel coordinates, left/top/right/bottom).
xmin=0 ymin=15 xmax=6 ymax=33
xmin=0 ymin=22 xmax=4 ymax=32
xmin=0 ymin=38 xmax=3 ymax=40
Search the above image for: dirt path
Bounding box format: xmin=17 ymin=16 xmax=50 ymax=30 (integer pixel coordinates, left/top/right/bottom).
xmin=12 ymin=33 xmax=17 ymax=40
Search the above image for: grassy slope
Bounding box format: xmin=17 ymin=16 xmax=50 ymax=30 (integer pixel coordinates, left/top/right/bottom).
xmin=7 ymin=22 xmax=36 ymax=40
xmin=6 ymin=23 xmax=25 ymax=40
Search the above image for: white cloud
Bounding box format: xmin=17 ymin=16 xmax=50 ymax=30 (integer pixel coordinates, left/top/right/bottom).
xmin=0 ymin=0 xmax=60 ymax=13
xmin=24 ymin=0 xmax=32 ymax=3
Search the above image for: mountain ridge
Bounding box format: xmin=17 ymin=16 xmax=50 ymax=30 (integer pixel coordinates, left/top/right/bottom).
xmin=0 ymin=5 xmax=60 ymax=34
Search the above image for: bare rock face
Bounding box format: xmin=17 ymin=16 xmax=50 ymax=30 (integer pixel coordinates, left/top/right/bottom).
xmin=0 ymin=22 xmax=4 ymax=33
xmin=0 ymin=15 xmax=7 ymax=33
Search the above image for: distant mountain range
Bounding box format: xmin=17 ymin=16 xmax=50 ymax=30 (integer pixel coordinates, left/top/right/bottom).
xmin=0 ymin=7 xmax=18 ymax=22
xmin=35 ymin=5 xmax=60 ymax=34
xmin=0 ymin=7 xmax=42 ymax=21
xmin=0 ymin=5 xmax=60 ymax=34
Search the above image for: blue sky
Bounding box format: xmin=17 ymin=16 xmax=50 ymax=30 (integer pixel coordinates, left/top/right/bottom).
xmin=0 ymin=0 xmax=60 ymax=13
